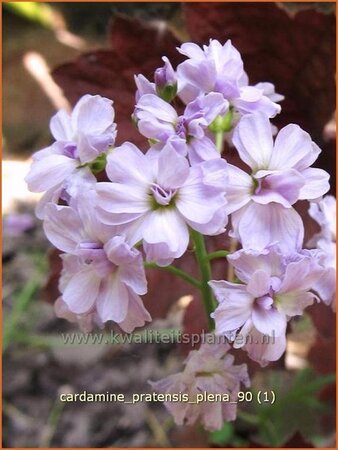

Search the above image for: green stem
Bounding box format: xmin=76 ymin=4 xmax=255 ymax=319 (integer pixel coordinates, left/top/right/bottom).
xmin=144 ymin=262 xmax=201 ymax=289
xmin=237 ymin=410 xmax=260 ymax=425
xmin=215 ymin=131 xmax=224 ymax=153
xmin=190 ymin=229 xmax=216 ymax=330
xmin=206 ymin=250 xmax=229 ymax=261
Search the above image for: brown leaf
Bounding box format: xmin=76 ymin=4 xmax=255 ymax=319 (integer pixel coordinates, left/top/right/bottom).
xmin=52 ymin=15 xmax=182 ymax=149
xmin=184 ymin=3 xmax=335 ymax=144
xmin=41 ymin=248 xmax=62 ymax=304
xmin=309 ymin=335 xmax=336 ymax=374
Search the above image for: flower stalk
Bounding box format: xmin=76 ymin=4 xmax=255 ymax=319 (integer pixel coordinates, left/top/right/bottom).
xmin=190 ymin=229 xmax=216 ymax=330
xmin=144 ymin=262 xmax=201 ymax=289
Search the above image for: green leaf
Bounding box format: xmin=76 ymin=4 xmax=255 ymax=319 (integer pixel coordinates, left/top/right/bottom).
xmin=247 ymin=368 xmax=335 ymax=447
xmin=209 ymin=422 xmax=234 ymax=445
xmin=90 ymin=152 xmax=107 ymax=174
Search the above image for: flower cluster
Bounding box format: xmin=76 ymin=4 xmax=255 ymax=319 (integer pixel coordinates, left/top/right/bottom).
xmin=150 ymin=340 xmax=250 ymax=431
xmin=25 ymin=39 xmax=334 ymax=430
xmin=210 ymin=245 xmax=324 ymax=366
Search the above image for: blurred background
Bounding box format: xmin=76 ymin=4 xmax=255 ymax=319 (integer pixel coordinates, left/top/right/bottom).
xmin=2 ymin=2 xmax=336 ymax=448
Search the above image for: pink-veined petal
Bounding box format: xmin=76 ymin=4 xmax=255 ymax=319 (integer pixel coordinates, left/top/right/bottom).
xmin=118 ymin=290 xmax=151 ymax=333
xmin=63 ymin=269 xmax=100 ymax=314
xmin=232 ymin=112 xmax=274 ymax=170
xmin=50 ymin=109 xmax=73 ymax=141
xmin=141 ymin=209 xmax=189 ymax=256
xmin=157 ymin=144 xmax=190 ymax=189
xmin=246 ymin=270 xmax=271 ymax=297
xmin=276 ymin=291 xmax=315 ymax=317
xmin=25 ymin=154 xmax=77 ymax=192
xmin=252 ymin=306 xmax=286 ymax=337
xmin=232 ymin=202 xmax=304 ymax=253
xmin=105 ymin=142 xmax=153 ymax=185
xmin=43 ymin=203 xmax=84 ymax=253
xmin=96 ymin=274 xmax=129 ymax=323
xmin=226 ymin=164 xmax=253 ymax=214
xmin=209 ymin=281 xmax=254 ymax=333
xmin=72 ymin=94 xmax=115 ymax=135
xmin=298 ymin=168 xmax=330 ymax=200
xmin=269 ymin=124 xmax=319 ymax=171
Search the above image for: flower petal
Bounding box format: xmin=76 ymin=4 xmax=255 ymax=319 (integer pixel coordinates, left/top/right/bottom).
xmin=157 ymin=144 xmax=190 ymax=189
xmin=96 ymin=274 xmax=129 ymax=323
xmin=105 ymin=142 xmax=153 ymax=185
xmin=25 ymin=154 xmax=77 ymax=192
xmin=209 ymin=281 xmax=254 ymax=333
xmin=188 ymin=137 xmax=220 ymax=165
xmin=231 ymin=202 xmax=304 ymax=253
xmin=276 ymin=291 xmax=315 ymax=316
xmin=185 ymin=92 xmax=229 ymax=124
xmin=50 ymin=109 xmax=73 ymax=141
xmin=43 ymin=203 xmax=84 ymax=253
xmin=72 ymin=94 xmax=116 ymax=136
xmin=226 ymin=164 xmax=253 ymax=214
xmin=142 ymin=242 xmax=173 ymax=266
xmin=136 ymin=94 xmax=177 ymax=123
xmin=63 ymin=269 xmax=100 ymax=314
xmin=252 ymin=169 xmax=305 ymax=207
xmin=141 ymin=209 xmax=189 ymax=256
xmin=177 ymin=59 xmax=217 ymax=95
xmin=232 ymin=112 xmax=274 ymax=170
xmin=252 ymin=306 xmax=286 ymax=337
xmin=177 ymin=42 xmax=206 ymax=59
xmin=246 ymin=270 xmax=271 ymax=297
xmin=186 ymin=206 xmax=228 ymax=235
xmin=233 ymin=86 xmax=281 ymax=118
xmin=312 ymin=267 xmax=336 ymax=308
xmin=118 ymin=261 xmax=147 ymax=295
xmin=227 ymin=246 xmax=284 ymax=283
xmin=176 ymin=163 xmax=227 ymax=224
xmin=244 ymin=327 xmax=286 ymax=366
xmin=35 ymin=185 xmax=63 ymax=220
xmin=96 ymin=182 xmax=149 ymax=215
xmin=104 ymin=235 xmax=139 ymax=265
xmin=269 ymin=124 xmax=320 ymax=171
xmin=298 ymin=168 xmax=330 ymax=200
xmin=118 ymin=290 xmax=151 ymax=333
xmin=278 ymin=257 xmax=323 ymax=293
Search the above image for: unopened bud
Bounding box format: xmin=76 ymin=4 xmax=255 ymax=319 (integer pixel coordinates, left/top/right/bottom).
xmin=155 ymin=57 xmax=177 ymax=102
xmin=208 ymin=109 xmax=234 ymax=133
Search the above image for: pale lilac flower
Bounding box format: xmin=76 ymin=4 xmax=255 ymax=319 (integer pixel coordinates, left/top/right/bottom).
xmin=176 ymin=40 xmax=282 ymax=120
xmin=150 ymin=340 xmax=250 ymax=430
xmin=43 ymin=192 xmax=150 ymax=332
xmin=308 ymin=196 xmax=336 ymax=309
xmin=25 ymin=95 xmax=117 ymax=217
xmin=96 ymin=142 xmax=228 ymax=265
xmin=134 ymin=92 xmax=227 ymax=164
xmin=227 ymin=112 xmax=330 ymax=252
xmin=209 ymin=246 xmax=324 ymax=366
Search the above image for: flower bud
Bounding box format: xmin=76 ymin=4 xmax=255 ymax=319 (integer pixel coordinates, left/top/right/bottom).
xmin=155 ymin=57 xmax=177 ymax=102
xmin=208 ymin=109 xmax=234 ymax=133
